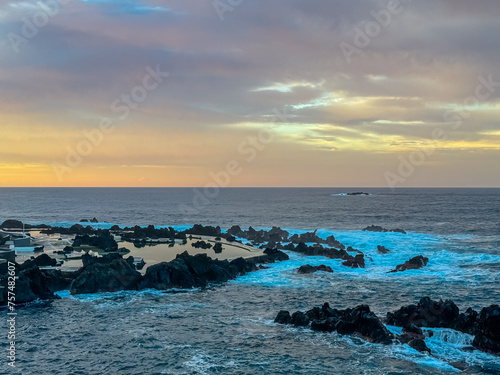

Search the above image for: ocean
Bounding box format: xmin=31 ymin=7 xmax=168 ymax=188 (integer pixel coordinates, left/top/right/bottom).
xmin=0 ymin=188 xmax=499 ymax=374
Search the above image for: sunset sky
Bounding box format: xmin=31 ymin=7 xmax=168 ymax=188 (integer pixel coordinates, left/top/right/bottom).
xmin=0 ymin=0 xmax=499 ymax=187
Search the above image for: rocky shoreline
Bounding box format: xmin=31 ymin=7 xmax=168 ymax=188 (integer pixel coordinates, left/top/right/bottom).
xmin=275 ymin=297 xmax=500 ymax=359
xmin=0 ymin=220 xmax=498 ymax=358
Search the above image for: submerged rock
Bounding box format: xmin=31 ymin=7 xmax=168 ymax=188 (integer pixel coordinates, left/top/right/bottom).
xmin=377 ymin=245 xmax=390 ymax=254
xmin=297 ymin=264 xmax=333 ymax=274
xmin=390 ymin=255 xmax=428 ymax=272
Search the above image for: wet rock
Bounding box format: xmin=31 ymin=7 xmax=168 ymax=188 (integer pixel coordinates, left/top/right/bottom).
xmin=32 ymin=253 xmax=57 ymax=267
xmin=184 ymin=224 xmax=221 ymax=237
xmin=274 ymin=310 xmax=292 ymax=324
xmin=287 ymin=242 xmax=349 ymax=259
xmin=325 ymin=235 xmax=345 ymax=249
xmin=70 ymin=254 xmax=142 ymax=295
xmin=0 ymin=262 xmax=60 ymax=304
xmin=408 ymin=338 xmax=431 ymax=353
xmin=397 ymin=324 xmax=430 ymax=353
xmin=455 ymin=307 xmax=478 ymax=335
xmin=363 ymin=225 xmax=406 ymax=234
xmin=40 ymin=269 xmax=74 ymax=292
xmin=291 ymin=311 xmax=310 ymax=327
xmin=449 ymin=361 xmax=468 ymax=371
xmin=226 ymin=225 xmax=244 ymax=238
xmin=1 ymin=219 xmax=24 ymax=229
xmin=116 ymin=247 xmax=130 ymax=254
xmin=473 ymin=305 xmax=500 ymax=355
xmin=277 ymin=303 xmax=394 ymax=345
xmin=377 ymin=245 xmax=390 ymax=254
xmin=191 ymin=240 xmax=212 ymax=249
xmin=297 ymin=264 xmax=333 ymax=274
xmin=138 ymin=251 xmax=266 ymax=291
xmin=213 ymin=243 xmax=223 ymax=253
xmin=342 ymin=254 xmax=365 ymax=268
xmin=90 ymin=218 xmax=99 ymax=223
xmin=72 ymin=232 xmax=118 ymax=252
xmin=386 ymin=297 xmax=460 ymax=329
xmin=390 ymin=255 xmax=428 ymax=272
xmin=246 ymin=248 xmax=289 ymax=265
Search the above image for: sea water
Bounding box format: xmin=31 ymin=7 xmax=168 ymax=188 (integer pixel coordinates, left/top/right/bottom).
xmin=0 ymin=188 xmax=499 ymax=374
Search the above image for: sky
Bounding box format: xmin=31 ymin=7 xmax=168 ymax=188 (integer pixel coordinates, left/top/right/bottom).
xmin=0 ymin=0 xmax=499 ymax=187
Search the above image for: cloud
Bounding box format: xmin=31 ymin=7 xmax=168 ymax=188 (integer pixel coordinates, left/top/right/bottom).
xmin=0 ymin=0 xmax=499 ymax=186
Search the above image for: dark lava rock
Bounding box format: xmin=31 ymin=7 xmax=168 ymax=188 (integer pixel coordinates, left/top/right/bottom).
xmin=377 ymin=245 xmax=390 ymax=254
xmin=191 ymin=240 xmax=212 ymax=249
xmin=363 ymin=225 xmax=406 ymax=234
xmin=32 ymin=253 xmax=57 ymax=267
xmin=288 ymin=230 xmax=345 ymax=249
xmin=363 ymin=225 xmax=387 ymax=232
xmin=291 ymin=311 xmax=310 ymax=327
xmin=390 ymin=255 xmax=428 ymax=272
xmin=40 ymin=269 xmax=74 ymax=292
xmin=246 ymin=248 xmax=289 ymax=265
xmin=213 ymin=243 xmax=223 ymax=253
xmin=80 ymin=219 xmax=89 ymax=222
xmin=72 ymin=232 xmax=118 ymax=252
xmin=227 ymin=225 xmax=245 ymax=238
xmin=342 ymin=253 xmax=365 ymax=268
xmin=70 ymin=254 xmax=142 ymax=295
xmin=274 ymin=310 xmax=292 ymax=324
xmin=286 ymin=242 xmax=350 ymax=260
xmin=1 ymin=219 xmax=24 ymax=229
xmin=392 ymin=228 xmax=407 ymax=234
xmin=407 ymin=338 xmax=431 ymax=354
xmin=455 ymin=307 xmax=479 ymax=335
xmin=397 ymin=324 xmax=431 ymax=353
xmin=297 ymin=264 xmax=333 ymax=274
xmin=90 ymin=217 xmax=99 ymax=223
xmin=138 ymin=251 xmax=262 ymax=291
xmin=116 ymin=247 xmax=130 ymax=254
xmin=386 ymin=297 xmax=460 ymax=329
xmin=184 ymin=224 xmax=221 ymax=237
xmin=347 ymin=192 xmax=369 ymax=196
xmin=0 ymin=262 xmax=61 ymax=305
xmin=473 ymin=305 xmax=500 ymax=355
xmin=325 ymin=235 xmax=345 ymax=249
xmin=276 ymin=303 xmax=394 ymax=345
xmin=403 ymin=323 xmax=424 ymax=337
